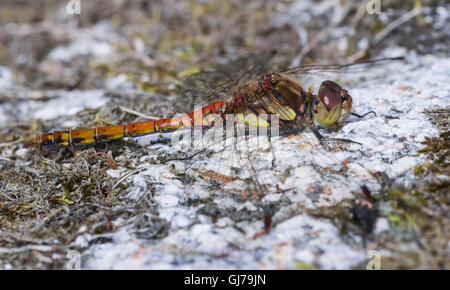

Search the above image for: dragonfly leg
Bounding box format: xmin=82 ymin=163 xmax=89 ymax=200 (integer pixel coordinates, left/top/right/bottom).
xmin=310 ymin=127 xmax=362 ymax=150
xmin=350 ymin=111 xmax=376 ymax=118
xmin=310 ymin=127 xmax=324 ymax=140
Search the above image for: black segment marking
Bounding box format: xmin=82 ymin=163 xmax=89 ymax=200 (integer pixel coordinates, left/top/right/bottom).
xmin=72 ymin=137 xmax=85 ymax=144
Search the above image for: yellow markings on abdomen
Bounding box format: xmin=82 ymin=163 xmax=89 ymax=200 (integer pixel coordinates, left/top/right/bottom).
xmin=71 ymin=129 xmax=96 ymax=145
xmin=39 ymin=133 xmax=53 ymax=147
xmin=27 ymin=101 xmax=229 ymax=148
xmin=53 ymin=131 xmax=70 ymax=146
xmin=97 ymin=125 xmax=126 ymax=142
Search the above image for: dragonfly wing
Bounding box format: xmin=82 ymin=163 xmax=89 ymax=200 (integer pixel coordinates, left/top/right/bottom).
xmin=220 ymin=51 xmax=276 ymax=86
xmin=256 ymin=91 xmax=297 ymax=121
xmin=178 ymin=70 xmax=234 ymax=113
xmin=178 ymin=51 xmax=276 ymax=113
xmin=281 ymin=57 xmax=404 ymax=75
xmin=281 ymin=57 xmax=404 ymax=89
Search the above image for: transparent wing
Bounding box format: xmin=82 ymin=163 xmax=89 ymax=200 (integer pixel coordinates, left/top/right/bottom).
xmin=177 ymin=122 xmax=274 ymax=198
xmin=281 ymin=56 xmax=404 ymax=90
xmin=281 ymin=57 xmax=404 ymax=75
xmin=177 ymin=51 xmax=276 ymax=113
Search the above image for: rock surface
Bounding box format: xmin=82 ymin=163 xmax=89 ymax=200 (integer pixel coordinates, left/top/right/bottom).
xmin=0 ymin=0 xmax=448 ymax=269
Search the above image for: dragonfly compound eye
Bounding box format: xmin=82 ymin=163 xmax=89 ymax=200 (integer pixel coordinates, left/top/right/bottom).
xmin=314 ymin=80 xmax=344 ymax=127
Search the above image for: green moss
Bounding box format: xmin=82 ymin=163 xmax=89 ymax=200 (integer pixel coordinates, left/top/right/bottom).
xmin=57 ymin=187 xmax=74 ymax=205
xmin=294 ymin=260 xmax=319 ymax=270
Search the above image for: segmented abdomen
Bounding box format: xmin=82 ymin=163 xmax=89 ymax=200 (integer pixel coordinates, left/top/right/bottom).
xmin=26 ymin=101 xmax=227 ymax=148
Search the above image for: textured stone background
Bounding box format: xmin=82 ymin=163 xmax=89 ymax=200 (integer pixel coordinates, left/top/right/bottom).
xmin=0 ymin=0 xmax=448 ymax=269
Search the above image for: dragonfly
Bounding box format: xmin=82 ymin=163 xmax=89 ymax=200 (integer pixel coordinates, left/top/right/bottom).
xmin=23 ymin=53 xmax=403 ymax=150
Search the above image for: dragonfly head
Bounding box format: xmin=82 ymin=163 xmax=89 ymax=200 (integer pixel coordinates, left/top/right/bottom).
xmin=313 ymin=80 xmax=352 ymax=127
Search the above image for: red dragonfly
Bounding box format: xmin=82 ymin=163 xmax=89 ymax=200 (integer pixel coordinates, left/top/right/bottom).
xmin=24 ymin=53 xmax=402 ymax=149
